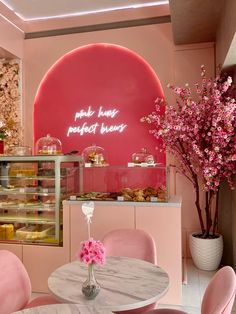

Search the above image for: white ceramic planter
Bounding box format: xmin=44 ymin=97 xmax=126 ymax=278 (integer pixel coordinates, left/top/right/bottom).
xmin=189 ymin=232 xmax=223 ymax=271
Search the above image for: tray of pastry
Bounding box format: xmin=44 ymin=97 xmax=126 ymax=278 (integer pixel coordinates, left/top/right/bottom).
xmin=0 ymin=185 xmax=38 ymax=194
xmin=0 ymin=200 xmax=55 ymax=210
xmin=71 ymin=186 xmax=167 ymax=202
xmin=16 ymin=225 xmax=55 ymax=240
xmin=73 ymin=192 xmax=119 ymax=201
xmin=0 ymin=215 xmax=55 ymax=224
xmin=0 ymin=224 xmax=14 ymax=240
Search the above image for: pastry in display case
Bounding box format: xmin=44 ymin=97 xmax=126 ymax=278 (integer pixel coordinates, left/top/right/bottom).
xmin=82 ymin=144 xmax=108 ymax=167
xmin=35 ymin=134 xmax=62 ymax=155
xmin=0 ymin=155 xmax=81 ymax=246
xmin=74 ymin=165 xmax=169 ymax=202
xmin=0 ymin=224 xmax=14 ymax=240
xmin=16 ymin=225 xmax=55 ymax=241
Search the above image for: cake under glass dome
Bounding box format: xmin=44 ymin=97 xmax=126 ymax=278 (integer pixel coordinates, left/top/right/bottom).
xmin=35 ymin=134 xmax=62 ymax=155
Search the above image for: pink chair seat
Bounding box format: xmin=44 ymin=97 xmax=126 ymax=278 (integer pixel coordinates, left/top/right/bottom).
xmin=0 ymin=250 xmax=60 ymax=314
xmin=145 ymin=266 xmax=236 ymax=314
xmin=102 ymin=229 xmax=157 ymax=314
xmin=201 ymin=266 xmax=236 ymax=314
xmin=102 ymin=229 xmax=157 ymax=264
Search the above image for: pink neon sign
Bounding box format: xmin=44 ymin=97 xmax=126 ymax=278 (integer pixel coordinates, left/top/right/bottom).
xmin=67 ymin=106 xmax=127 ymax=136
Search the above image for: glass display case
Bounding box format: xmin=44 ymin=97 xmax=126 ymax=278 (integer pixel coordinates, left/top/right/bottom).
xmin=75 ymin=165 xmax=169 ymax=202
xmin=0 ymin=155 xmax=81 ymax=246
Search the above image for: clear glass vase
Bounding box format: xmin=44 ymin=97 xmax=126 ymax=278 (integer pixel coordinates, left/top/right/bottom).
xmin=82 ymin=264 xmax=100 ymax=299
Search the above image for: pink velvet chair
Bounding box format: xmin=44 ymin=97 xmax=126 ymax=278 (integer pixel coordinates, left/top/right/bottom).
xmin=102 ymin=228 xmax=157 ymax=314
xmin=0 ymin=250 xmax=60 ymax=314
xmin=145 ymin=266 xmax=236 ymax=314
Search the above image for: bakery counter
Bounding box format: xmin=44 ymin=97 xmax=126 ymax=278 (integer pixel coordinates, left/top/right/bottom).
xmin=63 ymin=196 xmax=182 ymax=305
xmin=66 ymin=195 xmax=180 ymax=207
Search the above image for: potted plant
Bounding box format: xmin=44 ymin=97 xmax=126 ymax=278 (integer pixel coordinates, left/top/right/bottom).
xmin=142 ymin=65 xmax=236 ymax=270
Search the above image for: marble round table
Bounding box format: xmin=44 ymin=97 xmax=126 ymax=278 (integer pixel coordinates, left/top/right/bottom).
xmin=48 ymin=256 xmax=169 ymax=312
xmin=13 ymin=304 xmax=113 ymax=314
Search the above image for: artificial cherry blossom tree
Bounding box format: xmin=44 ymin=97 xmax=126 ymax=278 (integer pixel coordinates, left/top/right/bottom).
xmin=142 ymin=66 xmax=236 ymax=238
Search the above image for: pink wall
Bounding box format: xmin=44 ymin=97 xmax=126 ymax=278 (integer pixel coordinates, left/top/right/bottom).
xmin=23 ymin=23 xmax=215 ymax=257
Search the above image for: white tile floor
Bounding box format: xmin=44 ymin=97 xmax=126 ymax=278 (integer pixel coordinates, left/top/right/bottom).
xmin=32 ymin=259 xmax=236 ymax=313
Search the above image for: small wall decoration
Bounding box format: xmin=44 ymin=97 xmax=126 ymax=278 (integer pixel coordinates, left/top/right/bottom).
xmin=0 ymin=59 xmax=22 ymax=152
xmin=34 ymin=43 xmax=165 ymax=165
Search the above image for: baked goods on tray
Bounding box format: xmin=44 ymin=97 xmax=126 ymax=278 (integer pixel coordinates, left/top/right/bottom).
xmin=16 ymin=225 xmax=55 ymax=240
xmin=74 ymin=186 xmax=167 ymax=202
xmin=0 ymin=224 xmax=14 ymax=240
xmin=75 ymin=192 xmax=119 ymax=201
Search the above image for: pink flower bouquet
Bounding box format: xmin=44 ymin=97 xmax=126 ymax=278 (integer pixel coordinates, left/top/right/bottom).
xmin=78 ymin=238 xmax=106 ymax=265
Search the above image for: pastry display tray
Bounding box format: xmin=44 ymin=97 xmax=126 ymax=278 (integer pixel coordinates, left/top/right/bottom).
xmin=16 ymin=225 xmax=55 ymax=240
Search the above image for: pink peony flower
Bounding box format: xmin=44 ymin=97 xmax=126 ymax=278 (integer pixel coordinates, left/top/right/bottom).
xmin=77 ymin=238 xmax=106 ymax=265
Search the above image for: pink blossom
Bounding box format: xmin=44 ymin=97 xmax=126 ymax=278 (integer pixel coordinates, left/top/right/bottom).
xmin=77 ymin=238 xmax=106 ymax=265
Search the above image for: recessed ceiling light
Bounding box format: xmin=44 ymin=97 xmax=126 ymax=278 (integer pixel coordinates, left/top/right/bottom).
xmin=0 ymin=0 xmax=169 ymax=21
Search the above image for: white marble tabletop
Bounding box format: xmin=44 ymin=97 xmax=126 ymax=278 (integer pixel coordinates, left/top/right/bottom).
xmin=48 ymin=256 xmax=169 ymax=312
xmin=13 ymin=304 xmax=113 ymax=314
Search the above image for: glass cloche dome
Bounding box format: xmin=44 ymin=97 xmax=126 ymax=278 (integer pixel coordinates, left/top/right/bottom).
xmin=82 ymin=144 xmax=108 ymax=166
xmin=35 ymin=134 xmax=62 ymax=155
xmin=132 ymin=148 xmax=155 ymax=164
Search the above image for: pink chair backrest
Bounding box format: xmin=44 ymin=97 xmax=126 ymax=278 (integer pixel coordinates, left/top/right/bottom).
xmin=102 ymin=229 xmax=156 ymax=264
xmin=0 ymin=250 xmax=31 ymax=314
xmin=201 ymin=266 xmax=236 ymax=314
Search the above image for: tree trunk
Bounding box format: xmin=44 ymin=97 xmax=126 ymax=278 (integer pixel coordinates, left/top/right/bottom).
xmin=204 ymin=191 xmax=213 ymax=237
xmin=212 ymin=190 xmax=219 ymax=235
xmin=195 ymin=183 xmax=205 ymax=234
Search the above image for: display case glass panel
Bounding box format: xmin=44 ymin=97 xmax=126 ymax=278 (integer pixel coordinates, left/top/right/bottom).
xmin=0 ymin=156 xmax=81 ymax=246
xmin=76 ymin=165 xmax=169 ymax=202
